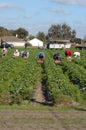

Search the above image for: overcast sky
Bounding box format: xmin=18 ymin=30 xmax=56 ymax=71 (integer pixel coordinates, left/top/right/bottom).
xmin=0 ymin=0 xmax=86 ymax=38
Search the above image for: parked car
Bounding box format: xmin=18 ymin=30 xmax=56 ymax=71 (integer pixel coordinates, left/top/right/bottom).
xmin=0 ymin=42 xmax=14 ymax=49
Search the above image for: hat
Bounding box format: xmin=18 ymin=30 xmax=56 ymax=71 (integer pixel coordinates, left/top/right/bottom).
xmin=16 ymin=49 xmax=18 ymax=52
xmin=3 ymin=48 xmax=6 ymax=51
xmin=3 ymin=48 xmax=5 ymax=50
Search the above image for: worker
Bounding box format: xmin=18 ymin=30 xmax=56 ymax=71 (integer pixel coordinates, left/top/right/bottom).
xmin=53 ymin=53 xmax=61 ymax=65
xmin=22 ymin=50 xmax=29 ymax=58
xmin=65 ymin=49 xmax=72 ymax=61
xmin=74 ymin=51 xmax=80 ymax=58
xmin=1 ymin=48 xmax=7 ymax=57
xmin=13 ymin=49 xmax=19 ymax=58
xmin=37 ymin=51 xmax=45 ymax=64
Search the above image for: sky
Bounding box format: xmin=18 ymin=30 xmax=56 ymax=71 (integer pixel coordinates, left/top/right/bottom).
xmin=0 ymin=0 xmax=86 ymax=38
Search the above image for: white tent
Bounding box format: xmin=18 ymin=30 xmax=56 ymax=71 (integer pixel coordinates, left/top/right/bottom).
xmin=29 ymin=38 xmax=43 ymax=47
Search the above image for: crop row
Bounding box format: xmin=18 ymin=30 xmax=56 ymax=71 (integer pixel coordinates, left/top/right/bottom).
xmin=0 ymin=49 xmax=42 ymax=104
xmin=42 ymin=50 xmax=83 ymax=104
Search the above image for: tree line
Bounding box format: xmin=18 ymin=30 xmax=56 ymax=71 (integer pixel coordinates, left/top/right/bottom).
xmin=0 ymin=27 xmax=28 ymax=39
xmin=0 ymin=23 xmax=82 ymax=44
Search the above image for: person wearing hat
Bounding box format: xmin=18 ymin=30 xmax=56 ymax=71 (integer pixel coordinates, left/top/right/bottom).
xmin=1 ymin=48 xmax=7 ymax=57
xmin=13 ymin=49 xmax=19 ymax=58
xmin=37 ymin=51 xmax=45 ymax=64
xmin=74 ymin=51 xmax=80 ymax=58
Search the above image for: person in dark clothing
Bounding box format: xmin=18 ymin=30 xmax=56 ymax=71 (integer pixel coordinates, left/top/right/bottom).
xmin=53 ymin=53 xmax=61 ymax=65
xmin=25 ymin=43 xmax=28 ymax=49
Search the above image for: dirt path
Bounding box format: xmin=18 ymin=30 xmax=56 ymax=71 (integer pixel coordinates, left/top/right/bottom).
xmin=34 ymin=84 xmax=45 ymax=103
xmin=0 ymin=108 xmax=86 ymax=130
xmin=31 ymin=80 xmax=46 ymax=106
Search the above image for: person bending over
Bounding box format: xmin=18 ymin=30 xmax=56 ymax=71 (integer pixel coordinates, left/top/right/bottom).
xmin=53 ymin=53 xmax=61 ymax=65
xmin=65 ymin=49 xmax=72 ymax=61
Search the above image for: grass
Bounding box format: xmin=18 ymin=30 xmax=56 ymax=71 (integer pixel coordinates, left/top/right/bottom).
xmin=0 ymin=104 xmax=86 ymax=130
xmin=0 ymin=103 xmax=86 ymax=111
xmin=61 ymin=116 xmax=86 ymax=130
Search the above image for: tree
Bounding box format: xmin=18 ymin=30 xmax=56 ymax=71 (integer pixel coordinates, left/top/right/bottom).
xmin=29 ymin=35 xmax=35 ymax=40
xmin=37 ymin=32 xmax=44 ymax=40
xmin=82 ymin=35 xmax=86 ymax=44
xmin=13 ymin=28 xmax=28 ymax=39
xmin=8 ymin=29 xmax=15 ymax=36
xmin=47 ymin=23 xmax=76 ymax=40
xmin=36 ymin=32 xmax=46 ymax=44
xmin=71 ymin=30 xmax=76 ymax=39
xmin=0 ymin=26 xmax=9 ymax=37
xmin=48 ymin=24 xmax=61 ymax=39
xmin=70 ymin=38 xmax=81 ymax=44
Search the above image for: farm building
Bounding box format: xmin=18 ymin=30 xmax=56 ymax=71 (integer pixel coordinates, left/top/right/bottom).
xmin=75 ymin=44 xmax=86 ymax=50
xmin=0 ymin=36 xmax=25 ymax=47
xmin=47 ymin=40 xmax=71 ymax=49
xmin=28 ymin=38 xmax=43 ymax=47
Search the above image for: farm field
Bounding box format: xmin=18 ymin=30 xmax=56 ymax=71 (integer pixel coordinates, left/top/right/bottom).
xmin=0 ymin=48 xmax=86 ymax=105
xmin=0 ymin=48 xmax=86 ymax=130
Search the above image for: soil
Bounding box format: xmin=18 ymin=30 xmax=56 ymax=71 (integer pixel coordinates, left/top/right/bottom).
xmin=31 ymin=78 xmax=52 ymax=106
xmin=0 ymin=107 xmax=86 ymax=130
xmin=32 ymin=80 xmax=45 ymax=105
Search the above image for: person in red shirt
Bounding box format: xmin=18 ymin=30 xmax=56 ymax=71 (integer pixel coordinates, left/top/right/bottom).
xmin=65 ymin=49 xmax=72 ymax=61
